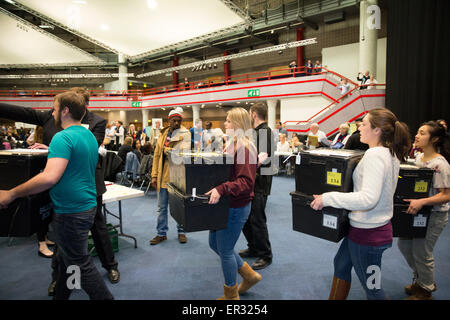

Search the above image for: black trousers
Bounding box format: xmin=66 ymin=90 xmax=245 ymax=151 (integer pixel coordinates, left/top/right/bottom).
xmin=51 ymin=195 xmax=118 ymax=282
xmin=53 ymin=207 xmax=113 ymax=300
xmin=36 ymin=212 xmax=52 ymax=242
xmin=242 ymin=192 xmax=272 ymax=260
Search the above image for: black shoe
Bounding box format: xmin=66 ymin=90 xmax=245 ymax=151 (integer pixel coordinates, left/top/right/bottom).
xmin=238 ymin=248 xmax=258 ymax=258
xmin=48 ymin=281 xmax=56 ymax=297
xmin=252 ymin=258 xmax=272 ymax=270
xmin=108 ymin=269 xmax=120 ymax=284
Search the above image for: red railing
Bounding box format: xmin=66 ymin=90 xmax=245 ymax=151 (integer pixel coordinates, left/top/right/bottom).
xmin=283 ymin=83 xmax=386 ymax=127
xmin=0 ymin=66 xmax=350 ymax=98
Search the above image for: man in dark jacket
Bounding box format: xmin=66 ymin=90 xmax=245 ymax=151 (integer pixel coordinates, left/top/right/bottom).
xmin=344 ymin=119 xmax=369 ymax=151
xmin=239 ymin=102 xmax=274 ymax=270
xmin=0 ymin=87 xmax=120 ymax=295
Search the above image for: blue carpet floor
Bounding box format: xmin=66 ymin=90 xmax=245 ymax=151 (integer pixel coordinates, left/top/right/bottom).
xmin=0 ymin=175 xmax=449 ymax=300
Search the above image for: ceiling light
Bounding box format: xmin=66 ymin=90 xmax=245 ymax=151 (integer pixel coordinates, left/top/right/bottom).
xmin=147 ymin=0 xmax=158 ymax=9
xmin=5 ymin=0 xmax=15 ymax=4
xmin=72 ymin=0 xmax=87 ymax=4
xmin=39 ymin=22 xmax=54 ymax=30
xmin=100 ymin=24 xmax=109 ymax=31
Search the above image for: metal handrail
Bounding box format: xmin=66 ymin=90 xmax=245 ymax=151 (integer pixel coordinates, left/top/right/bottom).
xmin=283 ymin=83 xmax=386 ymax=126
xmin=0 ymin=65 xmax=354 ymax=98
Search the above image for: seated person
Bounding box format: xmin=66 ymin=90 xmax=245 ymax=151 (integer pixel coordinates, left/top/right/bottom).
xmin=277 ymin=133 xmax=291 ymax=152
xmin=307 ymin=123 xmax=330 ymax=148
xmin=331 ymin=123 xmax=350 ymax=149
xmin=290 ymin=134 xmax=303 ymax=152
xmin=132 ymin=139 xmax=143 ymax=162
xmin=117 ymin=136 xmax=133 ymax=170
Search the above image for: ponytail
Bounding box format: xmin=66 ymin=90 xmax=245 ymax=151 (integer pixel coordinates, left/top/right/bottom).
xmin=393 ymin=121 xmax=411 ymax=162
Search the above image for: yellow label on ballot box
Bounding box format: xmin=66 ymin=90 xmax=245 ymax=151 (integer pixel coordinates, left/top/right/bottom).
xmin=327 ymin=171 xmax=342 ymax=186
xmin=414 ymin=181 xmax=428 ymax=193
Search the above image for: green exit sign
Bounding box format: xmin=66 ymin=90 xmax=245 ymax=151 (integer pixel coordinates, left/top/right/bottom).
xmin=248 ymin=89 xmax=260 ymax=97
xmin=132 ymin=101 xmax=142 ymax=108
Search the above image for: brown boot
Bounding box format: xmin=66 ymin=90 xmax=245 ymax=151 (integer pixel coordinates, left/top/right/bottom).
xmin=405 ymin=285 xmax=433 ymax=300
xmin=217 ymin=284 xmax=240 ymax=300
xmin=328 ymin=276 xmax=351 ymax=300
xmin=405 ymin=282 xmax=421 ymax=295
xmin=149 ymin=235 xmax=167 ymax=245
xmin=237 ymin=262 xmax=262 ymax=294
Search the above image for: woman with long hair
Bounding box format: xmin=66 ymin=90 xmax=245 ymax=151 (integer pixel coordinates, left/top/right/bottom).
xmin=310 ymin=108 xmax=411 ymax=300
xmin=398 ymin=120 xmax=450 ymax=300
xmin=205 ymin=107 xmax=261 ymax=300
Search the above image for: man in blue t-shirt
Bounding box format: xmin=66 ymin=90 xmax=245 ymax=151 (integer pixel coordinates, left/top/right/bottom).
xmin=0 ymin=91 xmax=113 ymax=300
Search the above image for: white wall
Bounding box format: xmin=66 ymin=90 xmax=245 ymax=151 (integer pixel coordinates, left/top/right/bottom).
xmin=103 ymin=80 xmax=122 ymax=91
xmin=322 ymin=37 xmax=387 ymax=83
xmin=280 ymin=96 xmax=328 ymax=125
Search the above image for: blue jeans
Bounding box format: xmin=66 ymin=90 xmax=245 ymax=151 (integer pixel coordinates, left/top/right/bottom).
xmin=334 ymin=237 xmax=392 ymax=300
xmin=156 ymin=188 xmax=184 ymax=236
xmin=209 ymin=203 xmax=251 ymax=286
xmin=52 ymin=207 xmax=113 ymax=300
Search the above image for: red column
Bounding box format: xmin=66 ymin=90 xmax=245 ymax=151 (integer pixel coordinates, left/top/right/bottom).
xmin=224 ymin=51 xmax=230 ymax=83
xmin=296 ymin=28 xmax=304 ymax=70
xmin=173 ymin=56 xmax=179 ymax=88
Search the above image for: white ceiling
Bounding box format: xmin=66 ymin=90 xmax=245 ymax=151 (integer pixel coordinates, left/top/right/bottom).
xmin=0 ymin=8 xmax=102 ymax=67
xmin=17 ymin=0 xmax=245 ymax=57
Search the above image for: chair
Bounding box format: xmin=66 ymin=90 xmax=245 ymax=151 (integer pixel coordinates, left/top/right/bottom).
xmin=120 ymin=152 xmax=140 ymax=186
xmin=102 ymin=151 xmax=122 ymax=182
xmin=135 ymin=154 xmax=153 ymax=192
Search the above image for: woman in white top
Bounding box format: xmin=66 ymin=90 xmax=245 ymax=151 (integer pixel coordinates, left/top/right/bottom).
xmin=398 ymin=121 xmax=450 ymax=300
xmin=310 ymin=108 xmax=411 ymax=300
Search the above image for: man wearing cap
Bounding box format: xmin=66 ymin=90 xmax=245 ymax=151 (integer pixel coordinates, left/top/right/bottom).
xmin=150 ymin=107 xmax=191 ymax=245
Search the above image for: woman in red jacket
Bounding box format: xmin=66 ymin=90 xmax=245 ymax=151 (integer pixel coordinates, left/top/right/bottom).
xmin=206 ymin=107 xmax=261 ymax=300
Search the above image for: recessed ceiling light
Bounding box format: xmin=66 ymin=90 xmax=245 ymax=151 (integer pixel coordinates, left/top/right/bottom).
xmin=100 ymin=24 xmax=109 ymax=31
xmin=147 ymin=0 xmax=158 ymax=9
xmin=72 ymin=0 xmax=87 ymax=4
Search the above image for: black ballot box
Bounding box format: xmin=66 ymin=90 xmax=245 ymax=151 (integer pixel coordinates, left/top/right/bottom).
xmin=0 ymin=149 xmax=48 ymax=189
xmin=167 ymin=183 xmax=230 ymax=232
xmin=290 ymin=191 xmax=349 ymax=242
xmin=392 ymin=203 xmax=431 ymax=238
xmin=0 ymin=149 xmax=49 ymax=237
xmin=168 ymin=151 xmax=233 ymax=195
xmin=295 ymin=149 xmax=365 ymax=195
xmin=394 ymin=163 xmax=434 ymax=203
xmin=0 ymin=192 xmax=52 ymax=237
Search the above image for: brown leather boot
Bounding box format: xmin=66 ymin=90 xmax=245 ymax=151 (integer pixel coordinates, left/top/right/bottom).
xmin=405 ymin=282 xmax=421 ymax=295
xmin=217 ymin=284 xmax=240 ymax=300
xmin=328 ymin=276 xmax=351 ymax=300
xmin=405 ymin=285 xmax=433 ymax=300
xmin=238 ymin=261 xmax=262 ymax=294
